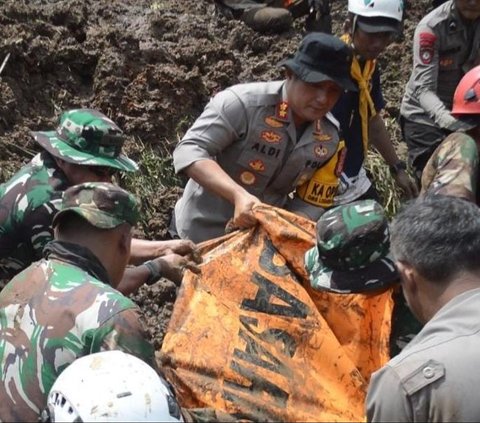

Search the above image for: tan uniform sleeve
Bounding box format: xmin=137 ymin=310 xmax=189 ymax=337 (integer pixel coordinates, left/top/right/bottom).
xmin=411 ymin=24 xmax=458 ymax=130
xmin=366 ymin=366 xmax=413 ymax=422
xmin=173 ymin=88 xmax=248 ymax=174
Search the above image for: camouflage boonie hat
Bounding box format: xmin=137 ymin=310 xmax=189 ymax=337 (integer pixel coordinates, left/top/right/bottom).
xmin=32 ymin=109 xmax=138 ymax=172
xmin=305 ymin=200 xmax=398 ymax=293
xmin=52 ymin=182 xmax=140 ymax=229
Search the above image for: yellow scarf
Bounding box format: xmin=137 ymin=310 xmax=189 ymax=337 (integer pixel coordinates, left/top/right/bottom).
xmin=341 ymin=34 xmax=377 ymax=154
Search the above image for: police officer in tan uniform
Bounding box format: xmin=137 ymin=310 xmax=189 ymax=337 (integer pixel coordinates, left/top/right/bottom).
xmin=401 ymin=0 xmax=480 ymax=177
xmin=366 ymin=195 xmax=480 ymax=422
xmin=289 ymin=0 xmax=417 ymax=222
xmin=171 ymin=33 xmax=356 ymax=243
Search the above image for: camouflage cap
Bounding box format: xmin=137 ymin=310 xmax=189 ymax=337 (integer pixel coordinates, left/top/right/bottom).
xmin=32 ymin=109 xmax=138 ymax=172
xmin=52 ymin=182 xmax=140 ymax=229
xmin=304 ymin=200 xmax=398 ymax=293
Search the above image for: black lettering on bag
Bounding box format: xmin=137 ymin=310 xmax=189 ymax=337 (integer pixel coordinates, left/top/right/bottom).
xmin=240 ymin=315 xmax=297 ymax=358
xmin=222 ymin=390 xmax=282 ymax=421
xmin=242 ymin=272 xmax=309 ymax=318
xmin=259 ymin=238 xmax=290 ymax=277
xmin=234 ymin=329 xmax=288 ymax=375
xmin=224 ymin=360 xmax=289 ymax=407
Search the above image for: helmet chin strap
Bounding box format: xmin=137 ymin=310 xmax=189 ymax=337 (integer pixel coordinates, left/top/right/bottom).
xmin=350 ymin=15 xmax=365 ymax=61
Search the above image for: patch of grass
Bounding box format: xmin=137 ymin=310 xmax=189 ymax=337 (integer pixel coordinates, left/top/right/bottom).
xmin=365 ymin=147 xmax=403 ymax=218
xmin=150 ymin=1 xmax=166 ymax=11
xmin=365 ymin=116 xmax=416 ymax=218
xmin=120 ymin=138 xmax=180 ymax=229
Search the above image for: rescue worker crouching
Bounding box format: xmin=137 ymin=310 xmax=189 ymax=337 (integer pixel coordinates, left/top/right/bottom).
xmin=0 ymin=183 xmax=166 ymax=422
xmin=421 ymin=64 xmax=480 ymax=202
xmin=0 ymin=108 xmax=201 ymax=294
xmin=400 ymin=0 xmax=480 ymax=179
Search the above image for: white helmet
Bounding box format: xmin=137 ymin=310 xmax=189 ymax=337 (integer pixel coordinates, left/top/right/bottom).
xmin=348 ymin=0 xmax=404 ymax=22
xmin=42 ymin=351 xmax=184 ymax=422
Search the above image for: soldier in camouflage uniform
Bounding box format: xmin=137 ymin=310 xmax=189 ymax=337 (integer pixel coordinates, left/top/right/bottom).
xmin=304 ymin=199 xmax=422 ymax=357
xmin=421 ymin=64 xmax=480 ymax=202
xmin=393 ymin=65 xmax=480 ymax=358
xmin=0 ymin=108 xmax=200 ymax=293
xmin=0 ymin=182 xmax=159 ymax=422
xmin=421 ymin=132 xmax=479 ymax=200
xmin=304 ymin=199 xmax=399 ymax=294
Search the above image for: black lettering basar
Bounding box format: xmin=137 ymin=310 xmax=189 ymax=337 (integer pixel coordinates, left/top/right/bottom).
xmin=222 ymin=237 xmax=311 ymax=412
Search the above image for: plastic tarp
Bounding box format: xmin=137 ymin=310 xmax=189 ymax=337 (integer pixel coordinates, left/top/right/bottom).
xmin=160 ymin=205 xmax=394 ymax=422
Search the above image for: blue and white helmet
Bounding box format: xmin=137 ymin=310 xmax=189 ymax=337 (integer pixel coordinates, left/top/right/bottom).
xmin=348 ymin=0 xmax=404 ymax=22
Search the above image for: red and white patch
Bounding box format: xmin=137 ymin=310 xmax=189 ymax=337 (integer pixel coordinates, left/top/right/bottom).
xmin=418 ymin=32 xmax=437 ymax=65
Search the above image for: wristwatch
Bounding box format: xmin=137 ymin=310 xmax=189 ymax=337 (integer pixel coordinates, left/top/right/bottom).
xmin=389 ymin=161 xmax=407 ymax=176
xmin=143 ymin=260 xmax=162 ymax=286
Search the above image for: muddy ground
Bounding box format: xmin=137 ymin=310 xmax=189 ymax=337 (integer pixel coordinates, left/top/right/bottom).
xmin=0 ymin=0 xmax=431 ymax=348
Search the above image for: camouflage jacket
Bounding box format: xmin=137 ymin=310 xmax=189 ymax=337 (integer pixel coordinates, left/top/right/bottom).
xmin=0 ymin=240 xmax=155 ymax=422
xmin=421 ymin=132 xmax=479 ymax=202
xmin=0 ymin=151 xmax=69 ymax=279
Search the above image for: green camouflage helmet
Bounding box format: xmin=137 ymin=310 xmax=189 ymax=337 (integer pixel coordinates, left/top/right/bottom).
xmin=305 ymin=200 xmax=398 ymax=293
xmin=52 ymin=182 xmax=140 ymax=229
xmin=32 ymin=109 xmax=138 ymax=172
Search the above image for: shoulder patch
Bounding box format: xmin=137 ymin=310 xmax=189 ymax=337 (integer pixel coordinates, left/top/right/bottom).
xmin=401 ymin=359 xmax=445 ymax=396
xmin=418 ymin=32 xmax=437 ymax=65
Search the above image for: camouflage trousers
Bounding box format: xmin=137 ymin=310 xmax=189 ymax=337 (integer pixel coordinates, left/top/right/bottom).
xmin=421 ymin=132 xmax=478 ymax=202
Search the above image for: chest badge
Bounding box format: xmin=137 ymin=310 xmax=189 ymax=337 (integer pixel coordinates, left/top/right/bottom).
xmin=240 ymin=171 xmax=256 ymax=186
xmin=314 ymin=133 xmax=332 ymax=142
xmin=261 ymin=130 xmax=282 ymax=144
xmin=264 ymin=115 xmax=284 ymax=128
xmin=249 ymin=159 xmax=265 ymax=172
xmin=314 ymin=145 xmax=328 ymax=158
xmin=439 ymin=57 xmax=454 ymax=67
